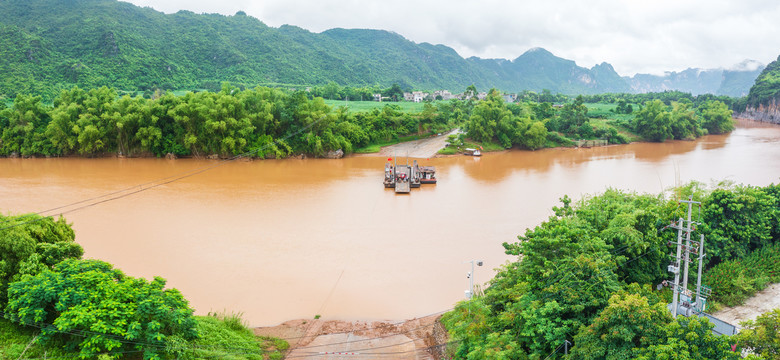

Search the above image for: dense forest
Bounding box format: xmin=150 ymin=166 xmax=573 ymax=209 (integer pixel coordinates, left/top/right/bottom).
xmin=0 ymin=85 xmax=735 ymax=158
xmin=745 ymin=55 xmax=780 ymax=109
xmin=0 ymin=0 xmax=629 ymax=100
xmin=0 ymin=85 xmax=467 ymax=158
xmin=0 ymin=0 xmax=762 ymax=101
xmin=442 ymin=183 xmax=780 ymax=359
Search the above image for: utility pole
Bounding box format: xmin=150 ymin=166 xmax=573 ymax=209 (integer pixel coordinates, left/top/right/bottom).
xmin=666 ymin=196 xmax=710 ymax=317
xmin=670 ymin=217 xmax=683 ymax=318
xmin=465 ymin=260 xmax=483 ymax=300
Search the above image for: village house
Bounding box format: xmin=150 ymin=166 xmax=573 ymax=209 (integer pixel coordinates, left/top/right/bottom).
xmin=433 ymin=90 xmax=455 ymax=100
xmin=502 ymin=94 xmax=517 ymax=103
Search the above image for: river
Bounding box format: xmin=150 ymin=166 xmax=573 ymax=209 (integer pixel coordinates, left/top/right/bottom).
xmin=1 ymin=119 xmax=779 ymax=326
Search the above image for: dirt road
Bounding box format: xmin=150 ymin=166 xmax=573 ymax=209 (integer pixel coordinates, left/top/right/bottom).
xmin=713 ymin=283 xmax=780 ymax=328
xmin=367 ymin=129 xmax=459 ymax=159
xmin=255 ymin=315 xmax=447 ymax=360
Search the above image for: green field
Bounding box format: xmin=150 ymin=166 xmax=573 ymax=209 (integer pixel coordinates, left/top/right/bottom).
xmin=324 ymin=100 xmax=427 ymax=113
xmin=585 ymin=103 xmax=636 ymax=121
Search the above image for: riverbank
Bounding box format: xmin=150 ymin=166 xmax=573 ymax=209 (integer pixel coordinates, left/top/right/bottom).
xmin=713 ymin=283 xmax=780 ymax=329
xmin=2 ymin=120 xmax=779 ymax=327
xmin=254 ymin=314 xmax=447 ymax=360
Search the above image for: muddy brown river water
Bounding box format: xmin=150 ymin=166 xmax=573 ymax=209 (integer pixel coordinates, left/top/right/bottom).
xmin=1 ymin=119 xmax=779 ymax=326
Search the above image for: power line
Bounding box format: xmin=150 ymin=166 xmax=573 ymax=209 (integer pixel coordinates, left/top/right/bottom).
xmin=0 ymin=114 xmax=327 ymax=231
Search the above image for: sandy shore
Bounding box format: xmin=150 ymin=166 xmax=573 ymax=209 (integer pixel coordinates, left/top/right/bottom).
xmin=255 ymin=314 xmax=447 ymax=360
xmin=712 ymin=282 xmax=780 ymax=328
xmin=357 ymin=129 xmax=459 ymax=159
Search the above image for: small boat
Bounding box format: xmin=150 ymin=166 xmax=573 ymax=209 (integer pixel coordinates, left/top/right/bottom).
xmin=419 ymin=166 xmax=437 ymax=184
xmin=464 ymin=148 xmax=482 ymax=156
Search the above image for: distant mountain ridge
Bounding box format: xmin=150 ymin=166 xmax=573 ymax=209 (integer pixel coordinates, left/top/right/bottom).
xmin=625 ymin=60 xmax=764 ymax=97
xmin=0 ymin=0 xmax=764 ymax=99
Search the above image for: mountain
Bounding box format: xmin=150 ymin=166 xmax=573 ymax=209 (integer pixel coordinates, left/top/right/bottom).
xmin=738 ymin=55 xmax=780 ymax=124
xmin=624 ymin=60 xmax=764 ymax=97
xmin=0 ymin=0 xmax=631 ymax=99
xmin=0 ymin=0 xmax=763 ymax=99
xmin=718 ymin=60 xmax=766 ymax=97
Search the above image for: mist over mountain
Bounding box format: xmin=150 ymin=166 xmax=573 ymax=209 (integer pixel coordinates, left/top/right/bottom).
xmin=739 ymin=55 xmax=780 ymax=123
xmin=625 ymin=61 xmax=765 ymax=97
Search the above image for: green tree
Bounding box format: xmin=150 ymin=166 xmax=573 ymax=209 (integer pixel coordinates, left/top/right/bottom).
xmin=466 ymin=90 xmax=506 ymax=143
xmin=47 ymin=87 xmax=87 ymax=155
xmin=0 ymin=214 xmax=82 ymax=306
xmin=635 ymin=99 xmax=672 ymax=142
xmin=0 ymin=94 xmax=51 ymax=156
xmin=521 ymin=121 xmax=547 ymax=150
xmin=636 ymin=317 xmax=740 ymax=360
xmin=570 ymin=291 xmax=671 ymax=360
xmin=670 ymin=101 xmax=701 ymax=140
xmin=74 ymin=86 xmax=118 ymax=155
xmin=700 ymin=100 xmax=735 ymax=134
xmin=556 ymin=95 xmax=588 ymax=134
xmin=321 ymin=81 xmax=342 ymax=100
xmin=382 ymin=83 xmax=404 ymax=102
xmin=5 ymin=259 xmax=197 ymax=359
xmin=104 ymin=95 xmax=151 ymax=156
xmin=736 ymin=308 xmax=780 ymax=359
xmin=465 ymin=85 xmax=478 ymax=100
xmin=701 ymin=185 xmax=777 ymax=263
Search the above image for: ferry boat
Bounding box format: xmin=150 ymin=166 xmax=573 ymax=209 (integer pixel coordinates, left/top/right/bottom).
xmin=383 ymin=159 xmax=434 ymax=193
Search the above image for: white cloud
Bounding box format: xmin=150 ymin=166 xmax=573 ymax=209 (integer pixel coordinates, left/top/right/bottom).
xmin=122 ymin=0 xmax=780 ymax=76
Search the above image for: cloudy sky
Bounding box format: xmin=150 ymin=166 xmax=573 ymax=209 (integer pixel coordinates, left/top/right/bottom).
xmin=124 ymin=0 xmax=780 ymax=76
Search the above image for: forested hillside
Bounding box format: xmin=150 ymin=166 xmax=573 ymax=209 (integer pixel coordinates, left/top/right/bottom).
xmin=0 ymin=0 xmax=641 ymax=99
xmin=739 ymin=55 xmax=780 ymax=123
xmin=0 ymin=0 xmax=764 ymax=100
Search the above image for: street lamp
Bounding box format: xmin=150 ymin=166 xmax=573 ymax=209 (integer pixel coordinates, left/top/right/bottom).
xmin=465 ymin=260 xmax=484 ymax=300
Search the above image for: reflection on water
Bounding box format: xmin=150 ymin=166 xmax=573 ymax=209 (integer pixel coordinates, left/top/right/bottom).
xmin=0 ymin=119 xmax=779 ymax=326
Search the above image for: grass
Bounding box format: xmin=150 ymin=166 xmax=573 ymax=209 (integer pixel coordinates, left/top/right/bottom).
xmin=0 ymin=319 xmax=74 ymax=359
xmin=353 ymin=133 xmax=432 ymax=153
xmin=585 ymin=103 xmax=636 ymax=122
xmin=437 ymin=135 xmax=504 ymax=155
xmin=704 ymin=242 xmax=780 ymax=308
xmin=168 ymin=312 xmax=289 ymax=360
xmin=354 ymin=144 xmax=382 ymax=154
xmin=323 ymin=100 xmax=427 ymax=113
xmin=0 ymin=311 xmax=289 ymax=360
